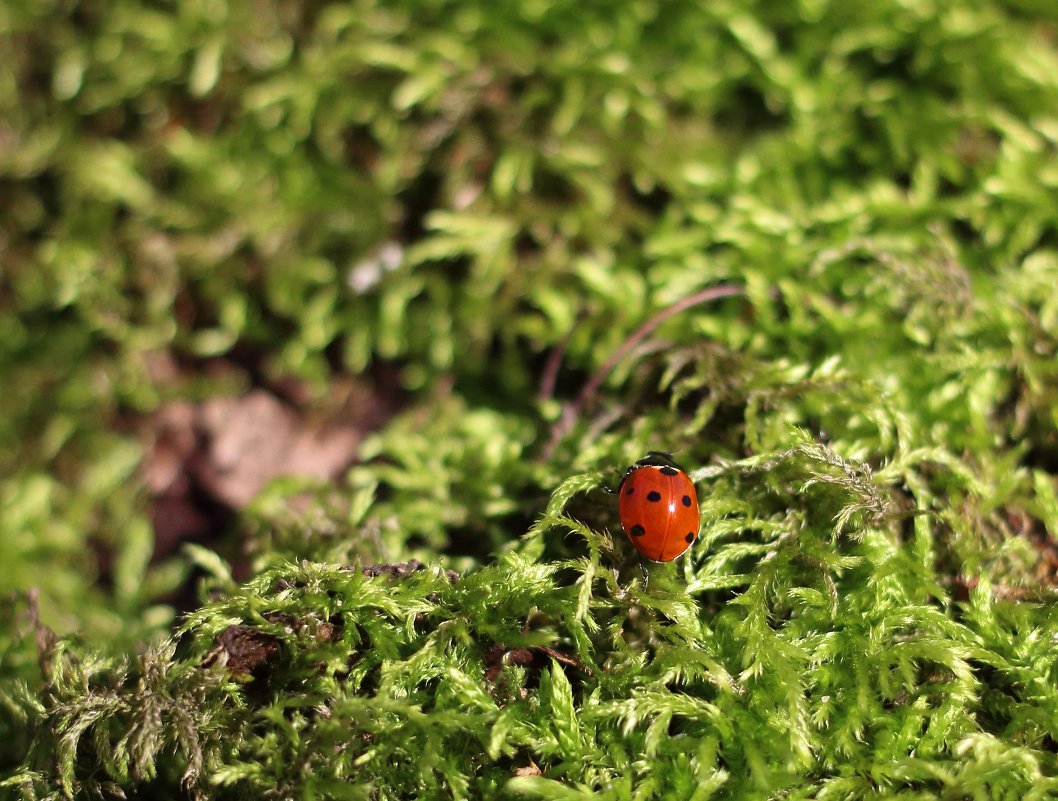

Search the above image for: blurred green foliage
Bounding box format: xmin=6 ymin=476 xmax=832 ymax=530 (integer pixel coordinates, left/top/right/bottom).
xmin=3 ymin=0 xmax=1058 ymax=797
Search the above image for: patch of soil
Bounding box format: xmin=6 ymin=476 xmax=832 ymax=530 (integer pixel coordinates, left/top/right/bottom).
xmin=142 ymin=354 xmax=402 ymax=572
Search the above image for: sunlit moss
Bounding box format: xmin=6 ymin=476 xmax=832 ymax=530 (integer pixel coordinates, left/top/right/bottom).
xmin=3 ymin=0 xmax=1058 ymax=797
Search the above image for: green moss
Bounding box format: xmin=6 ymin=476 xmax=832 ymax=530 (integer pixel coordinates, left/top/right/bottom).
xmin=8 ymin=479 xmax=1058 ymax=798
xmin=4 ymin=0 xmax=1058 ymax=797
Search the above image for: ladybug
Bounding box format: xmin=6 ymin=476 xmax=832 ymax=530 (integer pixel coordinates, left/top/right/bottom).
xmin=617 ymin=452 xmax=700 ymax=562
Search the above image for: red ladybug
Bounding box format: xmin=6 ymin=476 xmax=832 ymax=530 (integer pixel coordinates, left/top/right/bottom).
xmin=617 ymin=452 xmax=700 ymax=562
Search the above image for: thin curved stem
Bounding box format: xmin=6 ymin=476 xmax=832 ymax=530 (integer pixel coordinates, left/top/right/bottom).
xmin=540 ymin=282 xmax=745 ymax=460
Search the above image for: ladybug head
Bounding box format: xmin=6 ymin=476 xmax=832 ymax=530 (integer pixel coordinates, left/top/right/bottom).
xmin=616 ymin=450 xmax=685 ymax=495
xmin=633 ymin=451 xmax=682 ymax=469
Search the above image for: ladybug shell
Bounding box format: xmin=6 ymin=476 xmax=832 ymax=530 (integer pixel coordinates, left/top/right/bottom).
xmin=618 ymin=459 xmax=700 ymax=562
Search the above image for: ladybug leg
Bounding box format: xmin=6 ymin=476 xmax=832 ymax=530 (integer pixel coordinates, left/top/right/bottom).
xmin=600 ymin=465 xmax=634 ymax=495
xmin=603 ymin=465 xmax=637 ymax=496
xmin=638 ymin=558 xmax=650 ymax=590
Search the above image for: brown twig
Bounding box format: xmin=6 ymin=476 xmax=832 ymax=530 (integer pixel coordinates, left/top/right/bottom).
xmin=26 ymin=588 xmax=58 ymax=679
xmin=538 ymin=328 xmax=573 ymax=402
xmin=539 ymin=282 xmax=745 ymax=460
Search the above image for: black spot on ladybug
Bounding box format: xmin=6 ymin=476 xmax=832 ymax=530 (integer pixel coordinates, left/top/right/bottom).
xmin=685 ymin=532 xmax=695 ymax=543
xmin=630 ymin=524 xmax=646 ymax=537
xmin=647 ymin=491 xmax=662 ymax=502
xmin=624 ymin=486 xmax=635 ymax=495
xmin=659 ymin=466 xmax=678 ymax=476
xmin=682 ymin=495 xmax=692 ymax=507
